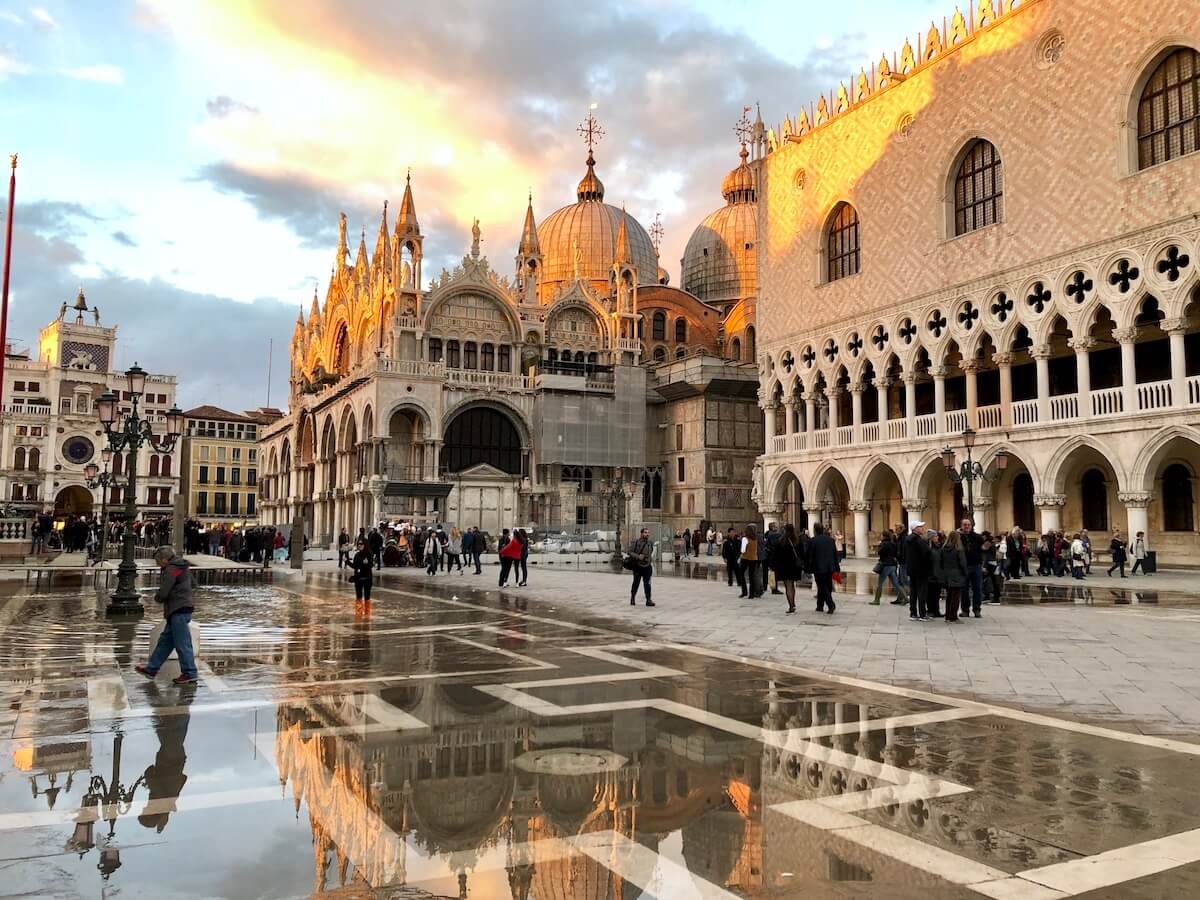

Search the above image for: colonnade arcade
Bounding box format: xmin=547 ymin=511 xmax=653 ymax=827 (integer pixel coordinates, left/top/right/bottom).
xmin=763 ymin=282 xmax=1200 ymax=453
xmin=763 ymin=426 xmax=1200 ymax=563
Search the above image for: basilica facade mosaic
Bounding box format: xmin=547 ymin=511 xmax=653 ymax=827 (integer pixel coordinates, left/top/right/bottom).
xmin=753 ymin=0 xmax=1200 ymax=565
xmin=257 ymin=120 xmax=761 ymax=540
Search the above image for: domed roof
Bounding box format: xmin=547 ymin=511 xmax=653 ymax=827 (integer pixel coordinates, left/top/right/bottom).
xmin=682 ymin=147 xmax=758 ymax=304
xmin=537 ymin=152 xmax=659 ymax=289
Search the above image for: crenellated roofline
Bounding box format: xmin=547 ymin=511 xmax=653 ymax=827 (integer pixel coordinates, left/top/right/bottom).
xmin=767 ymin=0 xmax=1039 ymax=152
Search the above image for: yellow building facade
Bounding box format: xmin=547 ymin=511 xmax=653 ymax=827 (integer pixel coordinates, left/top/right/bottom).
xmin=180 ymin=406 xmax=280 ymax=526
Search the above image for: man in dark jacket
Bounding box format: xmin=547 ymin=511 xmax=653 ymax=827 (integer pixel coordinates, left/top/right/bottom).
xmin=722 ymin=526 xmax=743 ymax=590
xmin=958 ymin=518 xmax=985 ymax=617
xmin=905 ymin=521 xmax=933 ymax=621
xmin=808 ymin=523 xmax=839 ymax=614
xmin=135 ymin=547 xmax=198 ymax=685
xmin=368 ymin=527 xmax=385 ymax=569
xmin=765 ymin=522 xmax=784 ymax=594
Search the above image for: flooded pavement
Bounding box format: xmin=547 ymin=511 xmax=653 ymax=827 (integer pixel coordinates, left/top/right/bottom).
xmin=3 ymin=575 xmax=1200 ymax=898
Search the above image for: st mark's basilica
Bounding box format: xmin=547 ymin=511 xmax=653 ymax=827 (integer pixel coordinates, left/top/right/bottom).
xmin=257 ymin=116 xmax=763 ymax=541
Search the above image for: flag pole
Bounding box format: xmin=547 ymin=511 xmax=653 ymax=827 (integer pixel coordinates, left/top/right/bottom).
xmin=0 ymin=154 xmax=15 ymax=410
xmin=266 ymin=337 xmax=273 ymax=408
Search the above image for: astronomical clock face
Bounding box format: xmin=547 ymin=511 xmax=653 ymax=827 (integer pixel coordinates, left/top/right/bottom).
xmin=62 ymin=435 xmax=95 ymax=465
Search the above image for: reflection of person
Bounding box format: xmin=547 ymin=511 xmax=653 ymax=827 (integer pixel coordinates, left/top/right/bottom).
xmin=137 ymin=682 xmax=193 ymax=833
xmin=135 ymin=546 xmax=198 ymax=685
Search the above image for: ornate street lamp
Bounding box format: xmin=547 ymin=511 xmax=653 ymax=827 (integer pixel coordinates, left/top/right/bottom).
xmin=72 ymin=732 xmax=144 ymax=879
xmin=598 ymin=467 xmax=642 ymax=564
xmin=942 ymin=428 xmax=1008 ymax=521
xmin=84 ymin=448 xmax=115 ymax=565
xmin=97 ymin=363 xmax=184 ymax=616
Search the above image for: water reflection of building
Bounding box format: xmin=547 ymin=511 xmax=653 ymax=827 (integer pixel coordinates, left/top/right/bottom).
xmin=272 ymin=638 xmax=765 ymax=896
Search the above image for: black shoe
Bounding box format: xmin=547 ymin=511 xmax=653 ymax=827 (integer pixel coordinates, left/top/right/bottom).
xmin=889 ymin=599 xmax=905 ymax=605
xmin=786 ymin=606 xmax=796 ymax=614
xmin=826 ymin=603 xmax=835 ymax=614
xmin=910 ymin=614 xmax=919 ymax=620
xmin=645 ymin=600 xmax=656 ymax=607
xmin=919 ymin=615 xmax=928 ymax=620
xmin=771 ymin=589 xmax=783 ymax=595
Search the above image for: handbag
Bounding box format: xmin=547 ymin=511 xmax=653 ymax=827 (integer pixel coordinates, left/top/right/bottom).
xmin=621 ymin=556 xmax=636 ymax=571
xmin=872 ymin=561 xmax=883 ymax=575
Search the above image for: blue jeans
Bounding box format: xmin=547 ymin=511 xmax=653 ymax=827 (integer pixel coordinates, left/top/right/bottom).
xmin=147 ymin=612 xmax=197 ymax=679
xmin=873 ymin=565 xmax=907 ymax=603
xmin=965 ymin=565 xmax=984 ymax=614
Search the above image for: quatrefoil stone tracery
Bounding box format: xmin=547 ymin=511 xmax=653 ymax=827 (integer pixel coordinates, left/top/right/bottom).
xmin=991 ymin=292 xmax=1014 ymax=322
xmin=1157 ymin=246 xmax=1192 ymax=283
xmin=927 ymin=311 xmax=948 ymax=337
xmin=847 ymin=334 xmax=864 ymax=357
xmin=1109 ymin=259 xmax=1140 ymax=293
xmin=1026 ymin=281 xmax=1052 ymax=313
xmin=898 ymin=320 xmax=917 ymax=344
xmin=957 ymin=302 xmax=979 ymax=330
xmin=1066 ymin=271 xmax=1093 ymax=304
xmin=801 ymin=347 xmax=816 ymax=368
xmin=872 ymin=328 xmax=889 ymax=350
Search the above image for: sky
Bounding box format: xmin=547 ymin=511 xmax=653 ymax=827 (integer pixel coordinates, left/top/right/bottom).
xmin=0 ymin=0 xmax=943 ymax=409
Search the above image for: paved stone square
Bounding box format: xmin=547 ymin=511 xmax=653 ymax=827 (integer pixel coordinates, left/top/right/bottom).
xmin=2 ymin=570 xmax=1200 ymax=898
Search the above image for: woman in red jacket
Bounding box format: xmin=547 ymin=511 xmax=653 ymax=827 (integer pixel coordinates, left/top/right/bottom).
xmin=499 ymin=529 xmax=522 ymax=587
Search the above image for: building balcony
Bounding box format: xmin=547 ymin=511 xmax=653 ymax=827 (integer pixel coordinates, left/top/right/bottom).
xmin=765 ymin=376 xmax=1192 ymax=456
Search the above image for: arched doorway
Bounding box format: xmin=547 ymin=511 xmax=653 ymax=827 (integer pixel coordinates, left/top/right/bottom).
xmin=54 ymin=485 xmax=93 ymax=519
xmin=860 ymin=460 xmax=903 ymax=541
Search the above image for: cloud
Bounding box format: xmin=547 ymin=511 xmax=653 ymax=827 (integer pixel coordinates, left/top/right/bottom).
xmin=112 ymin=230 xmax=137 ymax=247
xmin=0 ymin=11 xmax=23 ymax=25
xmin=205 ymin=95 xmax=258 ymax=118
xmin=61 ymin=64 xmax=125 ymax=85
xmin=0 ymin=50 xmax=32 ymax=78
xmin=30 ymin=7 xmax=57 ymax=29
xmin=1 ymin=202 xmax=294 ymax=408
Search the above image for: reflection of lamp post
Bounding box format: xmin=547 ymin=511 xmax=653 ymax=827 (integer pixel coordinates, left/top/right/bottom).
xmin=97 ymin=364 xmax=183 ymax=617
xmin=84 ymin=448 xmax=115 ymax=565
xmin=72 ymin=731 xmax=145 ymax=879
xmin=941 ymin=428 xmax=1008 ymax=520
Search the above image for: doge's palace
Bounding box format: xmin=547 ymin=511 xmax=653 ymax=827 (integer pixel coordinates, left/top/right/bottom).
xmin=753 ymin=0 xmax=1200 ymax=565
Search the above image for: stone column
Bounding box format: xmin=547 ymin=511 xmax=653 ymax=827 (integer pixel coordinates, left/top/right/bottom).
xmin=1034 ymin=493 xmax=1065 ymax=533
xmin=902 ymin=497 xmax=928 ymax=527
xmin=850 ymin=383 xmax=864 ymax=442
xmin=1114 ymin=326 xmax=1138 ymax=414
xmin=803 ymin=501 xmax=824 ymax=531
xmin=848 ymin=501 xmax=871 ymax=559
xmin=1070 ymin=337 xmax=1095 ymax=419
xmin=1032 ymin=344 xmax=1052 ymax=424
xmin=1119 ymin=492 xmax=1151 ymax=544
xmin=932 ymin=366 xmax=947 ymax=434
xmin=370 ymin=482 xmax=385 ymax=524
xmin=827 ymin=389 xmax=841 ymax=432
xmin=991 ymin=352 xmax=1014 ymax=429
xmin=763 ymin=402 xmax=777 ymax=445
xmin=903 ymin=372 xmax=917 ymax=439
xmin=805 ymin=394 xmax=816 ymax=439
xmin=1162 ymin=316 xmax=1188 ymax=407
xmin=971 ymin=495 xmax=992 ymax=534
xmin=760 ymin=503 xmax=782 ymax=531
xmin=876 ymin=378 xmax=891 ymax=429
xmin=962 ymin=360 xmax=980 ymax=430
xmin=783 ymin=398 xmax=795 ymax=436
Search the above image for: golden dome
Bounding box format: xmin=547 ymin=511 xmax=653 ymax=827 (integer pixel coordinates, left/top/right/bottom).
xmin=537 ymin=152 xmax=659 ymax=289
xmin=682 ymin=147 xmax=758 ymax=303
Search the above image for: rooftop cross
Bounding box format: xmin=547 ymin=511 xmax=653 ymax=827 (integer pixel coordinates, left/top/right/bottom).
xmin=649 ymin=213 xmax=664 ymax=254
xmin=734 ymin=106 xmax=753 ymax=147
xmin=578 ymin=107 xmax=605 ymax=151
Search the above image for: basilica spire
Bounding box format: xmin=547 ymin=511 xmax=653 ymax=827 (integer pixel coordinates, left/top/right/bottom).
xmin=614 ymin=205 xmax=632 ymax=265
xmin=396 ymin=170 xmax=420 ymax=236
xmin=373 ymin=200 xmax=390 ymax=272
xmin=519 ymin=193 xmax=540 ymax=255
xmin=576 ymin=108 xmax=606 ymax=202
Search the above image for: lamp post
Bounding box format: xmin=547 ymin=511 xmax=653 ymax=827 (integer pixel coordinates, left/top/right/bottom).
xmin=97 ymin=364 xmax=184 ymax=617
xmin=941 ymin=428 xmax=1008 ymax=522
xmin=71 ymin=731 xmax=145 ymax=879
xmin=84 ymin=448 xmax=115 ymax=566
xmin=599 ymin=467 xmax=641 ymax=564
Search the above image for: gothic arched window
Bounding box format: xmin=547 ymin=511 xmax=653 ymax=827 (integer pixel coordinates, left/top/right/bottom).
xmin=1138 ymin=47 xmax=1200 ymax=170
xmin=652 ymin=311 xmax=666 ymax=341
xmin=825 ymin=202 xmax=860 ymax=282
xmin=954 ymin=139 xmax=1004 ymax=235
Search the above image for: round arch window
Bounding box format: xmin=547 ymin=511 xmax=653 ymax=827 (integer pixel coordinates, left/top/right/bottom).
xmin=62 ymin=435 xmax=95 ymax=465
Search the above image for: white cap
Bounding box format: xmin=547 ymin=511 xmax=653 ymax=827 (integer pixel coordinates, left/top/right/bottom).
xmin=911 ymin=520 xmax=926 ymax=529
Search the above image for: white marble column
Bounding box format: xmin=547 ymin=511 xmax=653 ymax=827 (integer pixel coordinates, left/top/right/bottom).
xmin=1032 ymin=345 xmax=1052 ymax=424
xmin=971 ymin=495 xmax=992 ymax=533
xmin=932 ymin=366 xmax=947 ymax=434
xmin=1163 ymin=317 xmax=1188 ymax=407
xmin=850 ymin=383 xmax=863 ymax=442
xmin=827 ymin=389 xmax=841 ymax=431
xmin=1114 ymin=326 xmax=1138 ymax=414
xmin=1035 ymin=493 xmax=1065 ymax=533
xmin=962 ymin=360 xmax=979 ymax=430
xmin=805 ymin=394 xmax=816 ymax=439
xmin=1070 ymin=337 xmax=1094 ymax=419
xmin=763 ymin=402 xmax=777 ymax=444
xmin=904 ymin=373 xmax=917 ymax=439
xmin=849 ymin=501 xmax=871 ymax=559
xmin=1119 ymin=491 xmax=1151 ymax=545
xmin=876 ymin=378 xmax=891 ymax=428
xmin=994 ymin=352 xmax=1013 ymax=428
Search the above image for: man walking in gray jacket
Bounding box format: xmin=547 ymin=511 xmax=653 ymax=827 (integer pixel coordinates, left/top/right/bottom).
xmin=135 ymin=546 xmax=198 ymax=685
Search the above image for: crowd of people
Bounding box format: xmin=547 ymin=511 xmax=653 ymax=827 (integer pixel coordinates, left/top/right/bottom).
xmin=181 ymin=520 xmax=284 ymax=563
